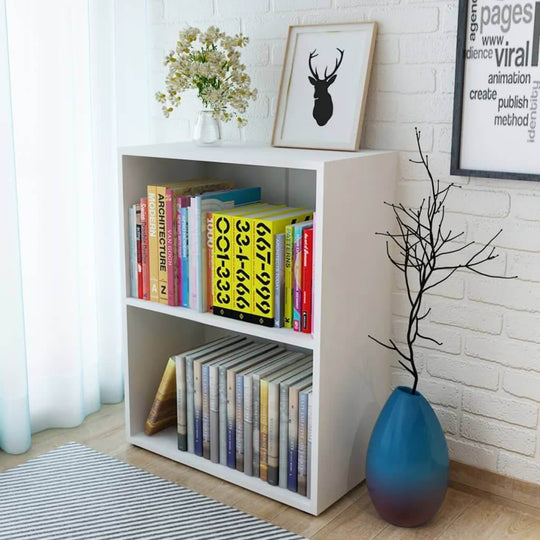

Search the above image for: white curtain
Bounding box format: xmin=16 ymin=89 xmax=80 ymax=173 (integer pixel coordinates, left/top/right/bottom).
xmin=0 ymin=0 xmax=150 ymax=454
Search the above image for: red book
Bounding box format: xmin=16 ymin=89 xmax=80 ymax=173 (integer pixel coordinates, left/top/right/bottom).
xmin=301 ymin=227 xmax=313 ymax=333
xmin=140 ymin=198 xmax=150 ymax=300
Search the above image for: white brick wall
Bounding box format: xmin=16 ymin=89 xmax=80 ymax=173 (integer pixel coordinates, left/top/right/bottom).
xmin=148 ymin=0 xmax=540 ymax=486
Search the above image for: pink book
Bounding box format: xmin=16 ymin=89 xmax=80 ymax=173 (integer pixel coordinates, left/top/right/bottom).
xmin=176 ymin=197 xmax=183 ymax=306
xmin=311 ymin=213 xmax=316 ymax=337
xmin=165 ymin=189 xmax=176 ymax=306
xmin=140 ymin=197 xmax=150 ymax=300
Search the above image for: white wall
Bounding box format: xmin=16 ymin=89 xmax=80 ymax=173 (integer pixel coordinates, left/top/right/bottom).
xmin=147 ymin=0 xmax=540 ymax=485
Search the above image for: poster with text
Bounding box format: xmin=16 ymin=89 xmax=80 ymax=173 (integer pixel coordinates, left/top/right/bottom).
xmin=452 ymin=0 xmax=540 ymax=180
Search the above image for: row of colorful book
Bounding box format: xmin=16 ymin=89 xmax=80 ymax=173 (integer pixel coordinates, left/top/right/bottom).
xmin=128 ymin=178 xmax=315 ymax=332
xmin=174 ymin=335 xmax=313 ymax=496
xmin=211 ymin=203 xmax=314 ymax=331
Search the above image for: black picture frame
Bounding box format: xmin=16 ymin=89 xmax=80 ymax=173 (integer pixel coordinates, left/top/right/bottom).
xmin=451 ymin=0 xmax=540 ymax=182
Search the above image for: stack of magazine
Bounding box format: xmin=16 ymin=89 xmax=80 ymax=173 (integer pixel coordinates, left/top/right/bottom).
xmin=175 ymin=335 xmax=313 ymax=496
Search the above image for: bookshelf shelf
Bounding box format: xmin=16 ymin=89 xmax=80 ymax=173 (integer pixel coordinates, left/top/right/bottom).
xmin=125 ymin=297 xmax=315 ymax=350
xmin=120 ymin=142 xmax=396 ymax=515
xmin=129 ymin=428 xmax=312 ymax=513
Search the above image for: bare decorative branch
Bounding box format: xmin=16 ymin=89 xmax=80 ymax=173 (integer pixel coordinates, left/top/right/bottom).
xmin=369 ymin=128 xmax=516 ymax=395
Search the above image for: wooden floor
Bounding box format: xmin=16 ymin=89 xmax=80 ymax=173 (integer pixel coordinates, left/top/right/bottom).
xmin=1 ymin=403 xmax=540 ymax=539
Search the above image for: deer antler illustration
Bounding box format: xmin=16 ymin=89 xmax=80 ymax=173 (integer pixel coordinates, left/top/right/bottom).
xmin=308 ymin=48 xmax=345 ymax=126
xmin=308 ymin=50 xmax=320 ymax=79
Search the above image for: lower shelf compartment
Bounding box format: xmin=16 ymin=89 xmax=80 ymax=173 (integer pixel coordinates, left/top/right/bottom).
xmin=129 ymin=427 xmax=314 ymax=514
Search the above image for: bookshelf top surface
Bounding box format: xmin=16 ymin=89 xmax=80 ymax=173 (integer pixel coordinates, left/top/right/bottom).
xmin=119 ymin=142 xmax=393 ymax=169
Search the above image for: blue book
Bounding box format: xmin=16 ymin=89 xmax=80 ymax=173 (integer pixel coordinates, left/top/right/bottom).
xmin=287 ymin=376 xmax=312 ymax=492
xmin=191 ymin=187 xmax=262 ymax=312
xmin=225 ymin=343 xmax=279 ymax=469
xmin=297 ymin=386 xmax=313 ymax=496
xmin=193 ymin=338 xmax=249 ymax=457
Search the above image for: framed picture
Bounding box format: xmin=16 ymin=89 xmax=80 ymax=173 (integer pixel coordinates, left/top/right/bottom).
xmin=451 ymin=0 xmax=540 ymax=181
xmin=272 ymin=22 xmax=377 ymax=151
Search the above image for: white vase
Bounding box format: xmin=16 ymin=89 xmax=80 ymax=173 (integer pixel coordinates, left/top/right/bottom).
xmin=193 ymin=110 xmax=221 ymax=146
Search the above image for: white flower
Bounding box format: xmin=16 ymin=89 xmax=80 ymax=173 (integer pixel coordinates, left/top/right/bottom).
xmin=156 ymin=26 xmax=257 ymax=124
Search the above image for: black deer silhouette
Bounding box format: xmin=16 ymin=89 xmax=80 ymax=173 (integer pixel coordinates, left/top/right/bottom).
xmin=308 ymin=48 xmax=344 ymax=126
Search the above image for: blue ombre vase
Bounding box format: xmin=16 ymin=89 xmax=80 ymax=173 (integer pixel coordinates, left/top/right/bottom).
xmin=366 ymin=386 xmax=449 ymax=527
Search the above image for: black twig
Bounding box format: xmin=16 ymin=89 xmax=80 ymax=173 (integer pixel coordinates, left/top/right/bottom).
xmin=370 ymin=128 xmax=515 ymax=395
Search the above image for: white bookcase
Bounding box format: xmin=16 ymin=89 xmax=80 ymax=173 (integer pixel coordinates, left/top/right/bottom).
xmin=119 ymin=142 xmax=396 ymax=516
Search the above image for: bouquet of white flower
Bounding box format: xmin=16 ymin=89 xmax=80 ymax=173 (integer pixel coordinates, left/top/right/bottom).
xmin=156 ymin=26 xmax=258 ymax=127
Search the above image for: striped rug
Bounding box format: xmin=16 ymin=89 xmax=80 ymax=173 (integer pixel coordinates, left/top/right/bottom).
xmin=0 ymin=442 xmax=304 ymax=540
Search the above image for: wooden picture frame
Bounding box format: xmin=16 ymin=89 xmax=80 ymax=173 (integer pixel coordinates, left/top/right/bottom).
xmin=272 ymin=22 xmax=377 ymax=152
xmin=451 ymin=0 xmax=540 ymax=181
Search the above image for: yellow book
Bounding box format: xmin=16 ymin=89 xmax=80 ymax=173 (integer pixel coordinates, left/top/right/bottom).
xmin=253 ymin=210 xmax=314 ymax=326
xmin=259 ymin=378 xmax=269 ymax=481
xmin=147 ymin=186 xmax=159 ymax=302
xmin=156 ymin=186 xmax=168 ymax=303
xmin=212 ymin=204 xmax=269 ymax=316
xmin=230 ymin=206 xmax=291 ymax=319
xmin=144 ymin=358 xmax=176 ymax=435
xmin=284 ymin=224 xmax=294 ymax=328
xmin=149 ymin=179 xmax=235 ymax=304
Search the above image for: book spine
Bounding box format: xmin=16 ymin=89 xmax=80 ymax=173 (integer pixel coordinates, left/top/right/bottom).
xmin=188 ymin=203 xmax=197 ymax=309
xmin=136 ymin=208 xmax=143 ymax=299
xmin=287 ymin=388 xmax=299 ymax=491
xmin=157 ymin=186 xmax=168 ymax=304
xmin=219 ymin=367 xmax=228 ymax=466
xmin=274 ymin=233 xmax=285 ymax=328
xmin=213 ymin=212 xmax=234 ymax=316
xmin=259 ymin=379 xmax=269 ymax=481
xmin=297 ymin=391 xmax=309 ymax=495
xmin=181 ymin=205 xmax=189 ymax=307
xmin=128 ymin=205 xmax=137 ymax=297
xmin=209 ymin=365 xmax=220 ymax=463
xmin=176 ymin=356 xmax=187 ymax=451
xmin=253 ymin=219 xmax=274 ymax=325
xmin=267 ymin=382 xmax=280 ymax=485
xmin=165 ymin=189 xmax=176 ymax=306
xmin=202 ymin=364 xmax=211 ymax=459
xmin=140 ymin=198 xmax=150 ymax=300
xmin=206 ymin=212 xmax=214 ymax=313
xmin=235 ymin=373 xmax=244 ymax=471
xmin=252 ymin=374 xmax=260 ymax=477
xmin=292 ymin=227 xmax=303 ymax=332
xmin=232 ymin=215 xmax=254 ymax=317
xmin=301 ymin=227 xmax=314 ymax=333
xmin=307 ymin=391 xmax=313 ymax=498
xmin=186 ymin=357 xmax=195 ymax=454
xmin=193 ymin=360 xmax=203 ymax=456
xmin=226 ymin=369 xmax=236 ymax=468
xmin=243 ymin=374 xmax=253 ymax=476
xmin=147 ymin=186 xmax=159 ymax=302
xmin=311 ymin=214 xmax=316 ymax=338
xmin=284 ymin=225 xmax=294 ymax=328
xmin=144 ymin=357 xmax=176 ymax=435
xmin=197 ymin=200 xmax=210 ymax=313
xmin=278 ymin=383 xmax=290 ymax=489
xmin=176 ymin=197 xmax=186 ymax=306
xmin=192 ymin=197 xmax=207 ymax=312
